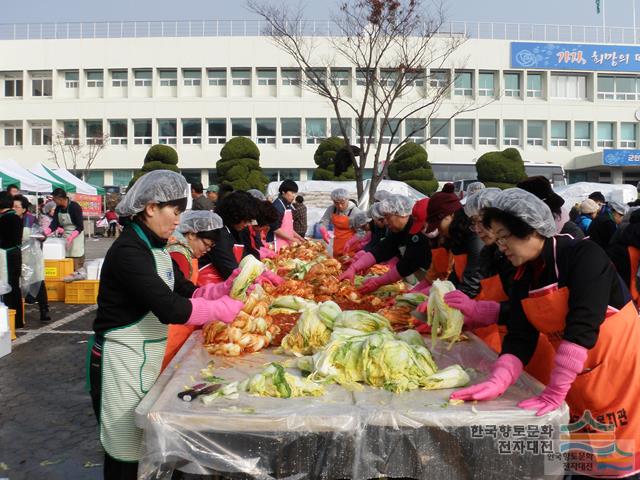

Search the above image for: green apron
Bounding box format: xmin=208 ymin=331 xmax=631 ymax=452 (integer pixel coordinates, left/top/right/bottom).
xmin=97 ymin=223 xmax=173 ymax=462
xmin=58 ymin=208 xmax=84 ymax=258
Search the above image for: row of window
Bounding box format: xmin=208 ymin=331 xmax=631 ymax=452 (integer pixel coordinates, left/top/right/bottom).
xmin=3 ymin=68 xmax=640 ymax=102
xmin=2 ymin=117 xmax=637 ymax=149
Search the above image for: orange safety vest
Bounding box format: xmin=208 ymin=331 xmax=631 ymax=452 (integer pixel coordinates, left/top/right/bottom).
xmin=520 ymin=239 xmax=640 ymax=476
xmin=628 ymin=246 xmax=640 ymax=307
xmin=331 ymin=210 xmax=355 ymax=258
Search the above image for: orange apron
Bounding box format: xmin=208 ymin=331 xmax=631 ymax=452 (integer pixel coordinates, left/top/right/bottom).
xmin=426 ymin=247 xmax=453 ymax=282
xmin=628 ymin=246 xmax=640 ymax=307
xmin=453 ymin=253 xmax=468 ymax=283
xmin=473 ymin=274 xmax=508 ymax=353
xmin=274 ymin=204 xmax=294 ymax=252
xmin=331 ymin=210 xmax=354 ymax=258
xmin=233 ymin=244 xmax=244 ymax=263
xmin=520 ymin=239 xmax=640 ymax=476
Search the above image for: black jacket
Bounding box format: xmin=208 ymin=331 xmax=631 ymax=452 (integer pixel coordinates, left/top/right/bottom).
xmin=369 ymin=217 xmax=431 ymax=278
xmin=364 ymin=221 xmax=387 ymax=252
xmin=50 ymin=201 xmax=84 ymax=232
xmin=199 ymin=226 xmax=246 ymax=280
xmin=560 ymin=219 xmax=585 ymax=240
xmin=587 ymin=212 xmax=617 ymax=249
xmin=502 ymin=236 xmax=629 ymax=366
xmin=93 ymin=219 xmax=195 ymax=336
xmin=447 ymin=231 xmax=485 ymax=299
xmin=607 ymin=219 xmax=640 ymax=296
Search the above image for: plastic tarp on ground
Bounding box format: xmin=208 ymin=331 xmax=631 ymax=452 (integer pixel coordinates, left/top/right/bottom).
xmin=49 ymin=166 xmax=105 ymax=195
xmin=0 ymin=159 xmax=52 ymax=192
xmin=554 ymin=182 xmax=637 ymax=207
xmin=136 ymin=332 xmax=568 ymax=480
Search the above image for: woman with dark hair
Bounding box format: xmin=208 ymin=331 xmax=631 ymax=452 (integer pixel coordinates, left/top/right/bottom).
xmin=268 ymin=179 xmax=305 ymax=250
xmin=242 ymin=199 xmax=279 ymax=259
xmin=0 ymin=190 xmax=24 ymax=327
xmin=451 ymin=188 xmax=640 ymax=476
xmin=45 ymin=187 xmax=85 ymax=270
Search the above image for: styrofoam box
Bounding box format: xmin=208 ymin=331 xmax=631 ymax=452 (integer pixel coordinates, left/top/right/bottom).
xmin=0 ymin=331 xmax=11 ymax=359
xmin=86 ymin=259 xmax=104 ymax=280
xmin=43 ymin=238 xmax=67 ymax=260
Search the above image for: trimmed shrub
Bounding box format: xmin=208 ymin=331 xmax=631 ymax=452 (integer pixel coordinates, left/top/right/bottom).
xmin=216 ymin=137 xmax=268 ymax=191
xmin=312 ymin=137 xmax=355 ymax=180
xmin=129 ymin=145 xmax=183 ymax=188
xmin=388 ymin=142 xmax=438 ymax=195
xmin=476 ymin=148 xmax=526 ymax=188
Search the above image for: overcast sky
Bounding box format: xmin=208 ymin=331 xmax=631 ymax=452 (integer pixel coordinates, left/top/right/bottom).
xmin=1 ymin=0 xmax=638 ymax=28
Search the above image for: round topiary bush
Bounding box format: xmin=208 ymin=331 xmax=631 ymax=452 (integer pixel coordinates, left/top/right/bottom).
xmin=216 ymin=137 xmax=268 ymax=191
xmin=220 ymin=137 xmax=260 ymax=162
xmin=388 ymin=142 xmax=438 ymax=195
xmin=129 ymin=144 xmax=184 ymax=188
xmin=476 ymin=148 xmax=526 ymax=188
xmin=312 ymin=137 xmax=355 ymax=180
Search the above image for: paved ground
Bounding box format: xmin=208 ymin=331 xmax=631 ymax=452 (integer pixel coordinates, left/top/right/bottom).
xmin=0 ymin=236 xmax=114 ymax=480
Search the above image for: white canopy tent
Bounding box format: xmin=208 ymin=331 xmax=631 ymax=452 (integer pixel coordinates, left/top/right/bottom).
xmin=0 ymin=159 xmax=52 ymax=192
xmin=50 ymin=166 xmax=105 ymax=195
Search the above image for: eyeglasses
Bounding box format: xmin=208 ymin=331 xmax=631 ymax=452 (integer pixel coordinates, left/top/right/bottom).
xmin=495 ymin=234 xmax=513 ymax=247
xmin=200 ymin=238 xmax=214 ymax=251
xmin=469 ymin=219 xmax=484 ymax=232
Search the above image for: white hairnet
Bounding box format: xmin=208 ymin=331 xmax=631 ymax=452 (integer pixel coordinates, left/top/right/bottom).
xmin=368 ymin=202 xmax=384 ymax=220
xmin=609 ymin=200 xmax=629 ymax=216
xmin=373 ymin=190 xmax=392 ymax=202
xmin=465 ymin=181 xmax=486 ymax=196
xmin=42 ymin=201 xmax=56 ymax=215
xmin=380 ymin=194 xmax=414 ymax=217
xmin=116 ymin=170 xmax=188 ymax=217
xmin=247 ymin=189 xmax=266 ymax=201
xmin=350 ymin=211 xmax=371 ymax=229
xmin=463 ymin=188 xmax=501 ymax=218
xmin=177 ymin=210 xmax=223 ymax=234
xmin=331 ymin=188 xmax=350 ymax=202
xmin=491 ymin=188 xmax=557 ymax=238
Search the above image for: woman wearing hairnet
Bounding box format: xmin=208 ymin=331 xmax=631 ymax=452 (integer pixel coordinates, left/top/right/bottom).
xmin=364 ymin=201 xmax=388 ymax=251
xmin=342 ymin=211 xmax=372 ymax=255
xmin=451 ymin=189 xmax=640 ymax=473
xmin=318 ymin=188 xmax=361 ymax=258
xmin=88 ymin=171 xmax=244 ymax=479
xmin=340 ymin=195 xmax=432 ymax=294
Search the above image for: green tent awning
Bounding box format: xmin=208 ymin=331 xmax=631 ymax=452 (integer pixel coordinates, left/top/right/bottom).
xmin=0 ymin=171 xmax=20 ymax=190
xmin=31 ymin=172 xmax=74 ymax=192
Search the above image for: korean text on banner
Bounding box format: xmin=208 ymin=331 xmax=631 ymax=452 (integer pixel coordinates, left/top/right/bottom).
xmin=72 ymin=193 xmax=103 ymax=217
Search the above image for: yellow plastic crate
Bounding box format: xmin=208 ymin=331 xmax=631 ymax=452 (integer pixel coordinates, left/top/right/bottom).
xmin=65 ymin=280 xmax=100 ymax=305
xmin=8 ymin=309 xmax=16 ymax=341
xmin=46 ymin=280 xmax=66 ymax=302
xmin=44 ymin=259 xmax=74 ymax=281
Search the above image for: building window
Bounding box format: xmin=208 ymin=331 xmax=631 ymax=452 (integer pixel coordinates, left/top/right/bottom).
xmin=405 ymin=118 xmax=425 ymax=144
xmin=598 ymin=75 xmax=639 ymax=100
xmin=381 ymin=118 xmax=400 ymax=144
xmin=430 ymin=119 xmax=450 ymax=144
xmin=112 ymin=170 xmax=133 ymax=187
xmin=257 ymin=68 xmax=277 ymax=86
xmin=281 ymin=68 xmax=301 ymax=86
xmin=527 ymin=73 xmax=543 ymax=97
xmin=4 ymin=126 xmax=23 ymax=146
xmin=504 ymin=120 xmax=522 ymax=146
xmin=231 ymin=68 xmax=251 ymax=86
xmin=479 ymin=120 xmax=497 ymax=145
xmin=207 ymin=118 xmax=226 ymax=144
xmin=182 ymin=119 xmax=201 ymax=144
xmin=550 ymin=74 xmax=586 ymax=100
xmin=85 ymin=171 xmax=105 ymax=188
xmin=356 ymin=69 xmax=373 ymax=87
xmin=86 ymin=70 xmax=104 ymax=88
xmin=621 ymin=122 xmax=637 ymax=148
xmin=430 ymin=70 xmax=449 ymax=89
xmin=31 ymin=123 xmax=52 ymax=146
xmin=133 ymin=119 xmax=152 ymax=144
xmin=406 ymin=69 xmax=425 ymax=87
xmin=454 ymin=119 xmax=474 ymax=145
xmin=85 ymin=120 xmax=104 ymax=144
xmin=380 ymin=69 xmax=398 ymax=88
xmin=111 ymin=70 xmax=128 ymax=87
xmin=478 ymin=72 xmax=495 ymax=97
xmin=159 ymin=69 xmax=177 ymax=87
xmin=183 ymin=69 xmax=201 ymax=86
xmin=207 ymin=69 xmax=226 ymax=86
xmin=63 ymin=120 xmax=79 ymax=145
xmin=109 ymin=120 xmax=127 ymax=145
xmin=65 ymin=71 xmax=79 ymax=88
xmin=231 ymin=118 xmax=251 ymax=137
xmin=597 ymin=122 xmax=614 ymax=147
xmin=527 ymin=120 xmax=545 ymax=146
xmin=574 ymin=121 xmax=592 ymax=147
xmin=305 ymin=68 xmax=326 ymax=88
xmin=32 ymin=76 xmax=52 ymax=97
xmin=550 ymin=121 xmax=568 ymax=147
xmin=357 ymin=118 xmax=376 ymax=144
xmin=331 ymin=118 xmax=351 ymax=139
xmin=256 ymin=118 xmax=277 ymax=144
xmin=281 ymin=118 xmax=301 ymax=144
xmin=4 ymin=78 xmax=23 ymax=97
xmin=330 ymin=68 xmax=350 ymax=87
xmin=158 ymin=119 xmax=177 ymax=144
xmin=134 ymin=69 xmax=152 ymax=87
xmin=454 ymin=71 xmax=473 ymax=96
xmin=504 ymin=72 xmax=521 ymax=97
xmin=306 ymin=118 xmax=326 ymax=144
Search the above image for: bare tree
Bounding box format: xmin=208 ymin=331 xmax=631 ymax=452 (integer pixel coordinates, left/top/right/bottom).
xmin=249 ymin=0 xmax=490 ymax=200
xmin=47 ymin=129 xmax=109 ymax=180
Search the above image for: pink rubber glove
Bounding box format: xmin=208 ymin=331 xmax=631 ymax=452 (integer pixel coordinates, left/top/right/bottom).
xmin=259 ymin=246 xmax=276 ymax=259
xmin=186 ymin=296 xmax=244 ymax=326
xmin=339 ymin=252 xmax=376 ymax=281
xmin=450 ymin=354 xmax=523 ymax=401
xmin=518 ymin=341 xmax=588 ymax=416
xmin=352 ymin=250 xmax=366 ymax=262
xmin=43 ymin=227 xmax=52 ymax=237
xmin=343 ymin=235 xmax=360 ymax=253
xmin=358 ymin=231 xmax=372 ymax=249
xmin=416 ymin=299 xmax=428 ymax=313
xmin=319 ymin=226 xmax=331 ymax=243
xmin=359 ymin=266 xmax=402 ymax=294
xmin=410 ymin=278 xmax=432 ymax=294
xmin=56 ymin=227 xmax=65 ymax=235
xmin=257 ymin=269 xmax=284 ymax=286
xmin=66 ymin=230 xmax=80 ymax=249
xmin=192 ymin=268 xmax=239 ymax=300
xmin=444 ymin=290 xmax=500 ymax=330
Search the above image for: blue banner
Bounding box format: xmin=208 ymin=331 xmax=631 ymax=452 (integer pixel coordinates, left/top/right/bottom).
xmin=603 ymin=149 xmax=640 ymax=166
xmin=511 ymin=42 xmax=640 ymax=72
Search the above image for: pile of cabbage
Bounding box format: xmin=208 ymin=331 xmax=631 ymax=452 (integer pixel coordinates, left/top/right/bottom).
xmin=427 ymin=280 xmax=464 ymax=346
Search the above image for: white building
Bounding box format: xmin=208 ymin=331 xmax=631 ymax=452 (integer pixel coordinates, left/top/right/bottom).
xmin=1 ymin=20 xmax=640 ymax=189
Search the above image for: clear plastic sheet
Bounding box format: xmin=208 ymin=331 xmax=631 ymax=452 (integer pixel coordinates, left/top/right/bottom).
xmin=137 ymin=332 xmax=568 ymax=480
xmin=20 ymin=226 xmax=45 ymax=298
